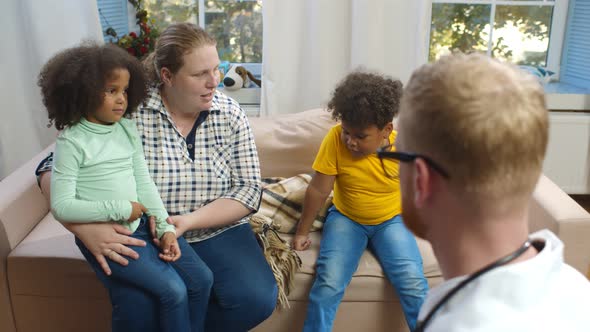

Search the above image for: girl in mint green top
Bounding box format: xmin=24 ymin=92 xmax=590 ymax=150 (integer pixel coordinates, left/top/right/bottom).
xmin=51 ymin=116 xmax=175 ymax=239
xmin=39 ymin=43 xmax=208 ymax=332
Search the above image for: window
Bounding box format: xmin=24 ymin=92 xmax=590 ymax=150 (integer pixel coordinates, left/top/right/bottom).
xmin=143 ymin=0 xmax=262 ymax=75
xmin=97 ymin=0 xmax=263 ymax=110
xmin=428 ymin=0 xmax=569 ymax=74
xmin=144 ymin=0 xmax=263 ymax=108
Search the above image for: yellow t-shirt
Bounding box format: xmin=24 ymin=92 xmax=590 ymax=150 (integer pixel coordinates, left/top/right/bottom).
xmin=312 ymin=124 xmax=401 ymax=225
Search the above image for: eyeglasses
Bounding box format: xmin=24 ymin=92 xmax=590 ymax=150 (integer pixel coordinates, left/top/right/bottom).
xmin=377 ymin=144 xmax=450 ymax=179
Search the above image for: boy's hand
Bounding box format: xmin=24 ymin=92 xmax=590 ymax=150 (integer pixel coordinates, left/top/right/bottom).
xmin=293 ymin=234 xmax=312 ymax=251
xmin=128 ymin=202 xmax=147 ymax=222
xmin=159 ymin=232 xmax=181 ymax=262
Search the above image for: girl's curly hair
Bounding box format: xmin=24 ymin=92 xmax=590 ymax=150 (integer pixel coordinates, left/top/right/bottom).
xmin=38 ymin=42 xmax=148 ymax=130
xmin=328 ymin=71 xmax=403 ymax=129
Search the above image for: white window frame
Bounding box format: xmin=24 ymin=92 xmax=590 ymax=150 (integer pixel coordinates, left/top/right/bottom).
xmin=428 ymin=0 xmax=570 ymax=77
xmin=112 ymin=0 xmax=262 ymax=106
xmin=196 ymin=0 xmax=262 ymax=106
xmin=196 ymin=0 xmax=262 ymax=75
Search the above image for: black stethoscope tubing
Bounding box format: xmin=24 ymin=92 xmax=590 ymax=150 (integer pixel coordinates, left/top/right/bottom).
xmin=414 ymin=239 xmax=543 ymax=332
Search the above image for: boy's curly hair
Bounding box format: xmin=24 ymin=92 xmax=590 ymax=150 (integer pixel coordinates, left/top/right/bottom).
xmin=328 ymin=71 xmax=403 ymax=129
xmin=38 ymin=42 xmax=148 ymax=130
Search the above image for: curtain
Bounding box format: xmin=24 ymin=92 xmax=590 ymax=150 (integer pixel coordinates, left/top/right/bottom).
xmin=0 ymin=0 xmax=103 ymax=179
xmin=260 ymin=0 xmax=431 ymax=116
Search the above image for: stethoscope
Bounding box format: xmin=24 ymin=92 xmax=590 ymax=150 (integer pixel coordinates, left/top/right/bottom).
xmin=414 ymin=238 xmax=545 ymax=332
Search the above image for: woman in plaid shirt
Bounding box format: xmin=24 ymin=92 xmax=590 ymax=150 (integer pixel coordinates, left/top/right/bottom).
xmin=38 ymin=23 xmax=277 ymax=332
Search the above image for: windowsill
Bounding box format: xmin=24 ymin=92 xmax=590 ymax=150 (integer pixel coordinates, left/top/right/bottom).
xmin=544 ymin=82 xmax=590 ymax=111
xmin=218 ymin=87 xmax=261 ymax=105
xmin=218 ymin=87 xmax=261 ymax=117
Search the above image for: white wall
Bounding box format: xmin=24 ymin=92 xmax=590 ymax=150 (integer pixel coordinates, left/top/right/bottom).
xmin=543 ymin=112 xmax=590 ymax=194
xmin=0 ymin=0 xmax=103 ymax=180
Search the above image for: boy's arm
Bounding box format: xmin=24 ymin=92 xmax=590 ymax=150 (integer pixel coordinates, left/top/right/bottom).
xmin=296 ymin=171 xmax=335 ymax=237
xmin=127 ymin=122 xmax=175 ymax=240
xmin=51 ymin=137 xmax=132 ymax=223
xmin=294 ymin=125 xmax=339 ymax=251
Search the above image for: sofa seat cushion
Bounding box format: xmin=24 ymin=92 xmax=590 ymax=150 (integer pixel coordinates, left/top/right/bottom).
xmin=280 ymin=232 xmax=441 ymax=302
xmin=8 ymin=213 xmax=441 ymax=304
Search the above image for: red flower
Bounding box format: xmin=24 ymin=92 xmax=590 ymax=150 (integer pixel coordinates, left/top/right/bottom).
xmin=127 ymin=47 xmax=136 ymax=56
xmin=140 ymin=46 xmax=148 ymax=55
xmin=129 ymin=32 xmax=137 ymax=38
xmin=144 ymin=37 xmax=150 ymax=44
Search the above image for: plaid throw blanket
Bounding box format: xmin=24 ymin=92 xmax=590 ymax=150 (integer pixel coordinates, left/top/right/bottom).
xmin=256 ymin=174 xmax=333 ymax=234
xmin=248 ymin=174 xmax=333 ymax=308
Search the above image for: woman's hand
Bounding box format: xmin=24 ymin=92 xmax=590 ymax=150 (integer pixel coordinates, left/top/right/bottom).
xmin=158 ymin=232 xmax=181 ymax=262
xmin=150 ymin=214 xmax=191 ymax=245
xmin=62 ymin=222 xmax=146 ymax=276
xmin=292 ymin=234 xmax=312 ymax=251
xmin=165 ymin=215 xmax=191 ymax=237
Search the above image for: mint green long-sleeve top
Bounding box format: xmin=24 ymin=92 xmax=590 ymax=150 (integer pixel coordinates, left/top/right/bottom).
xmin=50 ymin=118 xmax=175 ymax=239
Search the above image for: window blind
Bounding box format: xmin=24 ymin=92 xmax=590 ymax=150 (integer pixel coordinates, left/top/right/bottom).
xmin=561 ymin=0 xmax=590 ymax=89
xmin=96 ymin=0 xmax=129 ymax=43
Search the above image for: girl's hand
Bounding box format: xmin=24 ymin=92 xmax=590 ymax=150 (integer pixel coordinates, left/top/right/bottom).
xmin=128 ymin=201 xmax=147 ymax=222
xmin=292 ymin=234 xmax=312 ymax=251
xmin=159 ymin=232 xmax=181 ymax=262
xmin=62 ymin=222 xmax=146 ymax=275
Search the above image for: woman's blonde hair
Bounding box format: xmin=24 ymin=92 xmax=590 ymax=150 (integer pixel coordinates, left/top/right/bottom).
xmin=143 ymin=22 xmax=216 ymax=84
xmin=400 ymin=53 xmax=548 ymax=203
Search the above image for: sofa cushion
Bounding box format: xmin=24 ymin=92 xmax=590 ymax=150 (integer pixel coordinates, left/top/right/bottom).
xmin=279 ymin=232 xmax=441 ymax=302
xmin=8 ymin=213 xmax=440 ymax=304
xmin=250 ymin=108 xmax=337 ymax=178
xmin=281 ymin=232 xmax=440 ymax=277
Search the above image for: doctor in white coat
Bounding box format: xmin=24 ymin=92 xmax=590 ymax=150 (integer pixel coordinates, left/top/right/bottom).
xmin=377 ymin=53 xmax=590 ymax=332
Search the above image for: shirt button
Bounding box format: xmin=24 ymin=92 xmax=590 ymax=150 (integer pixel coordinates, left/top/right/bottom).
xmin=188 ymin=144 xmax=193 ymax=149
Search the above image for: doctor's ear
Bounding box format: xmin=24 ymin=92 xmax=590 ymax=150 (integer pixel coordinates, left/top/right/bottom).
xmin=413 ymin=159 xmax=432 ymax=207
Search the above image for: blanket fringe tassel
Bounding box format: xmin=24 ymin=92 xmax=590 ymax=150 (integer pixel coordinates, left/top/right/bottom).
xmin=250 ymin=215 xmax=302 ymax=309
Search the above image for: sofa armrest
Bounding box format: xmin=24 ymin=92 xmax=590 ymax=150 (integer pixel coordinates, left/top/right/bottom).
xmin=0 ymin=144 xmax=54 ymax=332
xmin=529 ymin=174 xmax=590 ymax=275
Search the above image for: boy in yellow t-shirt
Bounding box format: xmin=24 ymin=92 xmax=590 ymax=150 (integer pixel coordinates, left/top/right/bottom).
xmin=293 ymin=71 xmax=428 ymax=331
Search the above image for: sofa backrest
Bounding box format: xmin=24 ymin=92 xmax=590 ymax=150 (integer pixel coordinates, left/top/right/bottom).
xmin=249 ymin=108 xmax=337 ymax=178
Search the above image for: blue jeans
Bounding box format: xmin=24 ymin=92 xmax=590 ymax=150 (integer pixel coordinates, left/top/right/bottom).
xmin=189 ymin=223 xmax=278 ymax=332
xmin=79 ymin=222 xmax=277 ymax=332
xmin=303 ymin=207 xmax=428 ymax=332
xmin=76 ymin=217 xmax=212 ymax=332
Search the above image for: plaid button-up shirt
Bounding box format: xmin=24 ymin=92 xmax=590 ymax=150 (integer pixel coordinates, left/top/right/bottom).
xmin=38 ymin=88 xmax=263 ymax=242
xmin=136 ymin=87 xmax=262 ymax=242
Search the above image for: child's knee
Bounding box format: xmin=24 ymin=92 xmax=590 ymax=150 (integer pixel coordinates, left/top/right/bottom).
xmin=160 ymin=279 xmax=189 ymax=307
xmin=187 ymin=267 xmax=213 ymax=295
